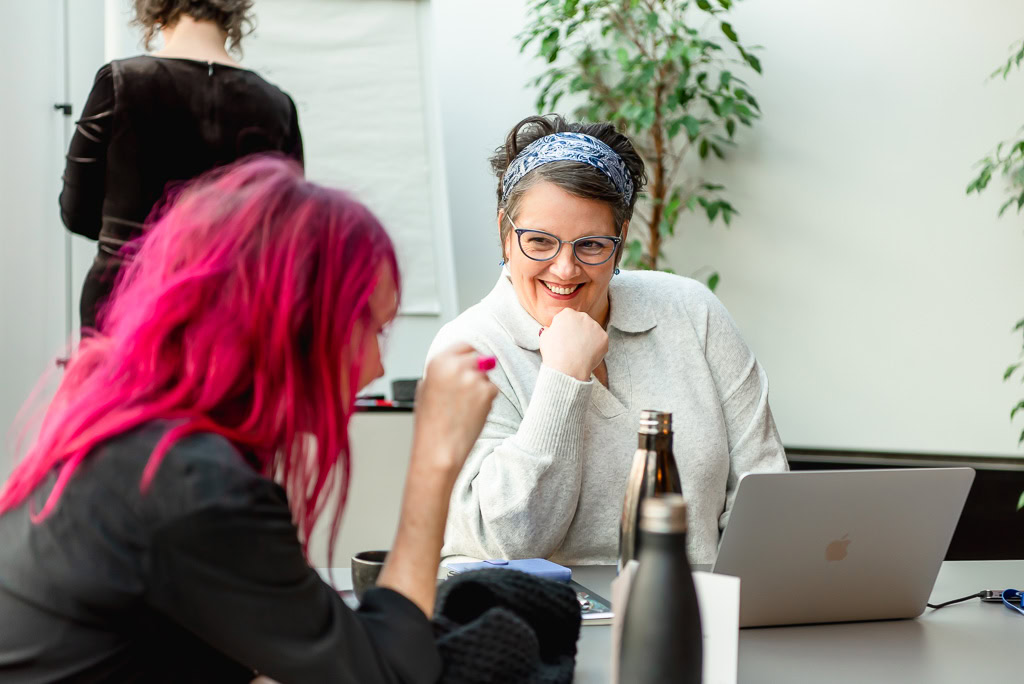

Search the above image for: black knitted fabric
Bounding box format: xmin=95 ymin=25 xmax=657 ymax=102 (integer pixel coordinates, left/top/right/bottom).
xmin=432 ymin=569 xmax=582 ymax=684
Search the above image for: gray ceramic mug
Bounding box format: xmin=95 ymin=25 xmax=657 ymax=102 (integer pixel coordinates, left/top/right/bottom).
xmin=351 ymin=550 xmax=388 ymax=602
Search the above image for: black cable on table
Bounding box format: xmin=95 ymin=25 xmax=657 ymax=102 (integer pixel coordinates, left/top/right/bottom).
xmin=927 ymin=591 xmax=987 ymax=610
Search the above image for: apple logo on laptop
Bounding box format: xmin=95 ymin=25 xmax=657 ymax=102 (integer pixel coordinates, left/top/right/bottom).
xmin=825 ymin=533 xmax=851 ymax=562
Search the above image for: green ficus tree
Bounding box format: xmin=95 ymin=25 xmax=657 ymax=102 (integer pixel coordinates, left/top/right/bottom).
xmin=519 ymin=0 xmax=763 ymax=283
xmin=966 ymin=39 xmax=1024 ymax=449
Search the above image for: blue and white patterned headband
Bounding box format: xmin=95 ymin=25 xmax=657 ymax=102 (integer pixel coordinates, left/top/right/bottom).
xmin=501 ymin=132 xmax=634 ymax=204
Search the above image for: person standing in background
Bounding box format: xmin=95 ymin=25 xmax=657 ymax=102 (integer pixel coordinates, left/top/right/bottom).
xmin=60 ymin=0 xmax=303 ymax=331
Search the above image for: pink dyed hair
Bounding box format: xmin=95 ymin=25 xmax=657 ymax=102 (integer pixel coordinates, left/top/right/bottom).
xmin=0 ymin=155 xmax=399 ymax=564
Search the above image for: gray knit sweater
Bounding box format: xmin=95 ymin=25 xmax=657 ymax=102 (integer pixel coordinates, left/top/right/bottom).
xmin=427 ymin=269 xmax=788 ymax=565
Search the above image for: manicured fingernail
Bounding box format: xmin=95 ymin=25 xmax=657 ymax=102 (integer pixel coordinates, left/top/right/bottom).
xmin=538 ymin=327 xmax=545 ymax=336
xmin=477 ymin=356 xmax=496 ymax=372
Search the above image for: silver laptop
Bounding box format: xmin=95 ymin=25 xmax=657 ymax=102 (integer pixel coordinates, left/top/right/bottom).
xmin=711 ymin=468 xmax=975 ymax=627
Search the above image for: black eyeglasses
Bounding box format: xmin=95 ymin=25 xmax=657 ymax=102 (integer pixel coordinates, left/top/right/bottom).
xmin=508 ymin=217 xmax=622 ymax=267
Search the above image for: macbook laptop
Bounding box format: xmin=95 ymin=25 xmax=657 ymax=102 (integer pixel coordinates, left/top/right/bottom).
xmin=711 ymin=467 xmax=975 ymax=627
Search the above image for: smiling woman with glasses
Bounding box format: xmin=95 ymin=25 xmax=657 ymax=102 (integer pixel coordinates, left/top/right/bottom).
xmin=427 ymin=114 xmax=789 ymax=566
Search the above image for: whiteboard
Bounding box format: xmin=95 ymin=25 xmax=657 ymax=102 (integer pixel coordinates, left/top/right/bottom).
xmin=244 ymin=0 xmax=442 ymax=315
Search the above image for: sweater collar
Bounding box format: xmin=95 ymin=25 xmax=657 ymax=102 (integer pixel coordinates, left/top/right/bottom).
xmin=485 ymin=269 xmax=657 ymax=351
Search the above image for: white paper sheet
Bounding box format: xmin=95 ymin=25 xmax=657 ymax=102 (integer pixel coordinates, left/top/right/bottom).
xmin=611 ymin=563 xmax=740 ymax=684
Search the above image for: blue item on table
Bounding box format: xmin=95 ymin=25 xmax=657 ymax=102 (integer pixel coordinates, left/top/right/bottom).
xmin=445 ymin=558 xmax=572 ymax=582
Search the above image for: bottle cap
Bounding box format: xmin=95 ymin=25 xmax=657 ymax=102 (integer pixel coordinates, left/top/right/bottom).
xmin=639 ymin=494 xmax=688 ymax=534
xmin=638 ymin=409 xmax=672 ymax=435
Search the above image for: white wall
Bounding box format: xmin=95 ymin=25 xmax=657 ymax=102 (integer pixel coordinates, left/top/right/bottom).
xmin=432 ymin=0 xmax=539 ymax=310
xmin=431 ymin=0 xmax=1024 ymax=457
xmin=0 ymin=0 xmax=105 ymax=477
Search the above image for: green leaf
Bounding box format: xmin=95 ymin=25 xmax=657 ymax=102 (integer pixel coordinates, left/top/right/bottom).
xmin=637 ymin=106 xmax=657 ymax=131
xmin=734 ymin=103 xmax=756 ymax=118
xmin=696 ymin=0 xmax=713 ymax=10
xmin=718 ymin=0 xmax=733 ymax=8
xmin=720 ymin=70 xmax=732 ymax=88
xmin=722 ymin=207 xmax=732 ymax=225
xmin=660 ymin=192 xmax=683 ymax=236
xmin=1011 ymin=400 xmax=1024 ymax=421
xmin=616 ymin=46 xmax=630 ymax=68
xmin=682 ymin=114 xmax=701 ymax=139
xmin=646 ymin=11 xmax=659 ymax=31
xmin=707 ymin=271 xmax=720 ymax=291
xmin=1006 ymin=363 xmax=1022 ymax=381
xmin=1018 ymin=490 xmax=1024 ymax=512
xmin=711 ymin=142 xmax=725 ymax=159
xmin=540 ymin=28 xmax=560 ymax=63
xmin=699 ymin=138 xmax=710 ymax=159
xmin=726 ymin=118 xmax=736 ymax=138
xmin=706 ymin=200 xmax=720 ymax=221
xmin=721 ymin=22 xmax=738 ymax=42
xmin=742 ymin=50 xmax=762 ymax=74
xmin=702 ymin=94 xmax=721 ymax=116
xmin=564 ymin=0 xmax=578 ymax=17
xmin=638 ymin=62 xmax=657 ymax=86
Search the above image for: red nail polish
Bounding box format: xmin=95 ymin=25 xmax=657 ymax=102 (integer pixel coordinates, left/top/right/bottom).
xmin=477 ymin=356 xmax=496 ymax=372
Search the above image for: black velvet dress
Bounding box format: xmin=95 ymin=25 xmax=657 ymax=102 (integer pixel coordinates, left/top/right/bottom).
xmin=59 ymin=55 xmax=304 ymax=330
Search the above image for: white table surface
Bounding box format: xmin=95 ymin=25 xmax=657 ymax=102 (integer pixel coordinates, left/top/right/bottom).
xmin=319 ymin=561 xmax=1024 ymax=682
xmin=570 ymin=560 xmax=1024 ymax=683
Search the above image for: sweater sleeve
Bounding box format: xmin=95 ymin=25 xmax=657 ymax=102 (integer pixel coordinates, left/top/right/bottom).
xmin=428 ymin=329 xmax=594 ymax=560
xmin=59 ymin=64 xmax=114 ymax=240
xmin=697 ymin=286 xmax=789 ymax=530
xmin=144 ymin=483 xmax=441 ymax=683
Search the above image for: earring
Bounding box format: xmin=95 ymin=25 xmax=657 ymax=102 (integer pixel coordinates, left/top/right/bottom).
xmin=499 ymin=258 xmax=506 ymax=266
xmin=614 ymin=267 xmax=620 ymax=275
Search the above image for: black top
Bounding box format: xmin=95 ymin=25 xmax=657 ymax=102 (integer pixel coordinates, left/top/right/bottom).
xmin=60 ymin=55 xmax=304 ymax=329
xmin=0 ymin=422 xmax=441 ymax=683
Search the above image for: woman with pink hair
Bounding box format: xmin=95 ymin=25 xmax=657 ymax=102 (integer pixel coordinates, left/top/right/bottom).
xmin=0 ymin=156 xmax=496 ymax=682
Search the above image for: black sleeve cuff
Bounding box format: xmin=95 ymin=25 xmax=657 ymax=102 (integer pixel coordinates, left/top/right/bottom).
xmin=357 ymin=587 xmax=443 ymax=684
